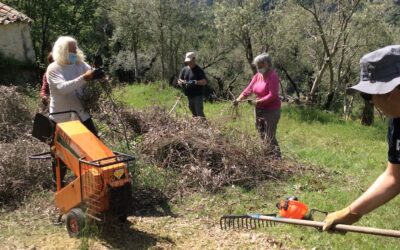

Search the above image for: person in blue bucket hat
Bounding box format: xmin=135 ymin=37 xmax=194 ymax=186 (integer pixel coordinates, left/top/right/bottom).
xmin=323 ymin=45 xmax=400 ymax=231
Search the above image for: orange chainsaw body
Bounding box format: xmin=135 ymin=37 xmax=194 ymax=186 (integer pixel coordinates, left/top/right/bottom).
xmin=277 ymin=200 xmax=308 ymax=219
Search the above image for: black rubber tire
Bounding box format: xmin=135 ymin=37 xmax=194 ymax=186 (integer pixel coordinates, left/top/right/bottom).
xmin=66 ymin=208 xmax=85 ymax=237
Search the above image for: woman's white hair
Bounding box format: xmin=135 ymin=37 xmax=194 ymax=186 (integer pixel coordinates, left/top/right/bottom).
xmin=52 ymin=36 xmax=86 ymax=65
xmin=253 ymin=53 xmax=272 ymax=67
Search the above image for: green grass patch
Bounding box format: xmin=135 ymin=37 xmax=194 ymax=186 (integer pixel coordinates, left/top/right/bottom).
xmin=119 ymin=84 xmax=400 ymax=249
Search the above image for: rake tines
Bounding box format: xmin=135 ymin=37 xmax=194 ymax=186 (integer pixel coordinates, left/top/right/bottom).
xmin=220 ymin=214 xmax=277 ymax=230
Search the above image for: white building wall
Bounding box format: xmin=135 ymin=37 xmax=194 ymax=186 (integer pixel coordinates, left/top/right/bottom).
xmin=0 ymin=22 xmax=35 ymax=63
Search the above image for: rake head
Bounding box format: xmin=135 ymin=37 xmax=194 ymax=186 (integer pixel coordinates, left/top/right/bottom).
xmin=220 ymin=214 xmax=277 ymax=230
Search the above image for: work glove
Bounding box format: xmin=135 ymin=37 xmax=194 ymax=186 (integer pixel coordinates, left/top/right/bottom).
xmin=187 ymin=80 xmax=197 ymax=85
xmin=233 ymin=99 xmax=239 ymax=106
xmin=323 ymin=207 xmax=362 ymax=231
xmin=92 ymin=67 xmax=106 ymax=80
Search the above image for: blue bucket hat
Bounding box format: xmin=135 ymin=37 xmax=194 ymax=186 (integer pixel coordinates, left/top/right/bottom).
xmin=349 ymin=45 xmax=400 ymax=95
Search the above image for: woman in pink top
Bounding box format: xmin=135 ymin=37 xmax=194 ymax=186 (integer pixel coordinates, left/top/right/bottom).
xmin=235 ymin=53 xmax=281 ymax=157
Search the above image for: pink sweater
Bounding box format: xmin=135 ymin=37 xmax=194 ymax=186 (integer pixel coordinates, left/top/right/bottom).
xmin=241 ymin=70 xmax=281 ymax=110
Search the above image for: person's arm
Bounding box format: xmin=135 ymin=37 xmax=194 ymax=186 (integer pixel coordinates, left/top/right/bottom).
xmin=350 ymin=162 xmax=400 ymax=214
xmin=40 ymin=74 xmax=50 ymax=105
xmin=256 ymin=73 xmax=279 ymax=104
xmin=40 ymin=74 xmax=49 ymax=98
xmin=178 ymin=68 xmax=186 ymax=85
xmin=192 ymin=67 xmax=207 ymax=86
xmin=47 ymin=66 xmax=93 ymax=94
xmin=195 ymin=78 xmax=207 ymax=86
xmin=323 ymin=162 xmax=400 ymax=231
xmin=236 ymin=75 xmax=257 ymax=102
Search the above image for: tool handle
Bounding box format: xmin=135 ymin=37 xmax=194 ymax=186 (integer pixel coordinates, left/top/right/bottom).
xmin=256 ymin=215 xmax=400 ymax=238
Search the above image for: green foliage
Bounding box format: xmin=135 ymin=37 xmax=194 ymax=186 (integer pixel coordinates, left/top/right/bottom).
xmin=3 ymin=0 xmax=109 ymax=65
xmin=267 ymin=0 xmax=396 ymax=111
xmin=3 ymin=0 xmax=399 ymax=119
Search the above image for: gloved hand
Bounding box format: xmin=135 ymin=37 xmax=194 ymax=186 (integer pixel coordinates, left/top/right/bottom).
xmin=92 ymin=67 xmax=106 ymax=80
xmin=323 ymin=207 xmax=362 ymax=231
xmin=187 ymin=80 xmax=197 ymax=85
xmin=233 ymin=99 xmax=239 ymax=106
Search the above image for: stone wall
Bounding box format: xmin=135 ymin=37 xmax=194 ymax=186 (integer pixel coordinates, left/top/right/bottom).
xmin=0 ymin=22 xmax=37 ymax=85
xmin=0 ymin=22 xmax=35 ymax=63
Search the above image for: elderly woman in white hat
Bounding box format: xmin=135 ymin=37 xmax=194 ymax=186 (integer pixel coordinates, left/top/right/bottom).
xmin=323 ymin=45 xmax=400 ymax=231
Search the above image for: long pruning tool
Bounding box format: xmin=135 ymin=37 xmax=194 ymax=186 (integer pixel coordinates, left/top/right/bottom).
xmin=220 ymin=197 xmax=400 ymax=238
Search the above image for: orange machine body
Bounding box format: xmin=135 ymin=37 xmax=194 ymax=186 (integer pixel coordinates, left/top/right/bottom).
xmin=52 ymin=120 xmax=132 ymax=218
xmin=278 ymin=200 xmax=308 ymax=219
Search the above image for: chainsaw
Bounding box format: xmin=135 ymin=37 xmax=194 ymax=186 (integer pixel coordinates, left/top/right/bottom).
xmin=220 ymin=196 xmax=400 ymax=238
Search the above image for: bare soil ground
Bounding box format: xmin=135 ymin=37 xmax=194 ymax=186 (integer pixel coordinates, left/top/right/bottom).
xmin=0 ymin=192 xmax=286 ymax=250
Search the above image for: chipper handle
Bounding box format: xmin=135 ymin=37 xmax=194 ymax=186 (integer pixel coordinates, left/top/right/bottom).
xmin=252 ymin=215 xmax=400 ymax=238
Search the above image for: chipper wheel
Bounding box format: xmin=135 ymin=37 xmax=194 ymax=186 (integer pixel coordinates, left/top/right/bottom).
xmin=66 ymin=208 xmax=85 ymax=237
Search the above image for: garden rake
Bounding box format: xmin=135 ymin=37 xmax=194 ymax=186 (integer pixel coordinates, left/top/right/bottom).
xmin=220 ymin=197 xmax=400 ymax=238
xmin=220 ymin=214 xmax=400 ymax=238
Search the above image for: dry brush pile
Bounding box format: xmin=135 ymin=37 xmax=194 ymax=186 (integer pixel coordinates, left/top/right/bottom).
xmin=0 ymin=86 xmax=51 ymax=208
xmin=95 ymin=94 xmax=306 ymax=193
xmin=137 ymin=108 xmax=304 ymax=192
xmin=83 ymin=80 xmax=309 ymax=194
xmin=0 ymin=82 xmax=307 ymax=208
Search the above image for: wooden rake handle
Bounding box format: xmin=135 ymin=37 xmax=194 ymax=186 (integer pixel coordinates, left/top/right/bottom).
xmin=254 ymin=215 xmax=400 ymax=238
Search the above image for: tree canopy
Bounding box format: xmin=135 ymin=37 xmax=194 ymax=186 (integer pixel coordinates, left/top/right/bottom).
xmin=4 ymin=0 xmax=400 ymax=120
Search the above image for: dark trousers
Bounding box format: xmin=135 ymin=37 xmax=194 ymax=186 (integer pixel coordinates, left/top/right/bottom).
xmin=52 ymin=118 xmax=98 ymax=187
xmin=255 ymin=108 xmax=281 ymax=157
xmin=188 ymin=95 xmax=205 ymax=118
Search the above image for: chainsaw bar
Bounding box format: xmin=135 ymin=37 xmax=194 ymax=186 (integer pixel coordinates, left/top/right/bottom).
xmin=220 ymin=214 xmax=277 ymax=230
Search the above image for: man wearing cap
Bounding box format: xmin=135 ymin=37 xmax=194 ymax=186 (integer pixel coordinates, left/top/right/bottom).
xmin=323 ymin=45 xmax=400 ymax=231
xmin=178 ymin=52 xmax=208 ymax=118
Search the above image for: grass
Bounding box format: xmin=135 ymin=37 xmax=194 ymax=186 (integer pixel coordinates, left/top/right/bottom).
xmin=2 ymin=83 xmax=399 ymax=249
xmin=120 ymin=83 xmax=400 ymax=249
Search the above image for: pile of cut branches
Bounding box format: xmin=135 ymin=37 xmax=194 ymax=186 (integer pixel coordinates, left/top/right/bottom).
xmin=0 ymin=86 xmax=51 ymax=208
xmin=114 ymin=106 xmax=305 ymax=193
xmin=0 ymin=138 xmax=51 ymax=207
xmin=0 ymin=86 xmax=32 ymax=142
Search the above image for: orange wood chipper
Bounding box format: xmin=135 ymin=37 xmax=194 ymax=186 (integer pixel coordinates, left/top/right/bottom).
xmin=31 ymin=111 xmax=134 ymax=237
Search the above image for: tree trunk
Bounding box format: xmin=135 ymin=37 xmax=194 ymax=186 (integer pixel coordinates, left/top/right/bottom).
xmin=280 ymin=66 xmax=300 ymax=98
xmin=361 ymin=99 xmax=374 ymax=126
xmin=324 ymin=91 xmax=335 ymax=110
xmin=243 ymin=31 xmax=256 ymax=74
xmin=343 ymin=95 xmax=354 ymax=120
xmin=133 ymin=37 xmax=139 ymax=82
xmin=159 ymin=1 xmax=165 ymax=82
xmin=308 ymin=60 xmax=329 ymax=102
